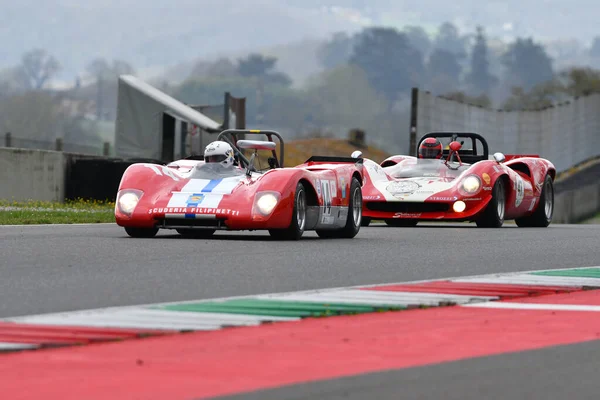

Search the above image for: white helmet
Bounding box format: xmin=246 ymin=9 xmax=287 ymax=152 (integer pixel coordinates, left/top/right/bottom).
xmin=204 ymin=141 xmax=235 ymax=167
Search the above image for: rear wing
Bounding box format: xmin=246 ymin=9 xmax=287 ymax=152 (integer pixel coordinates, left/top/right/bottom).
xmin=217 ymin=129 xmax=284 ymax=168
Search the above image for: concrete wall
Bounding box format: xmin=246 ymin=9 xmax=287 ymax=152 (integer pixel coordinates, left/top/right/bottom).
xmin=553 ymin=182 xmax=600 ymax=224
xmin=0 ymin=147 xmax=65 ymax=202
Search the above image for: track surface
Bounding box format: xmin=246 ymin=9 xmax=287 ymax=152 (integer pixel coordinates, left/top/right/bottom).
xmin=1 ymin=222 xmax=600 ymax=399
xmin=0 ymin=223 xmax=599 ymax=318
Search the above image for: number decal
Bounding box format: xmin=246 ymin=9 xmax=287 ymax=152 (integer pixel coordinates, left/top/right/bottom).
xmin=515 ymin=175 xmax=524 ymax=207
xmin=321 ymin=180 xmax=332 ymax=216
xmin=143 ymin=164 xmax=180 ymax=181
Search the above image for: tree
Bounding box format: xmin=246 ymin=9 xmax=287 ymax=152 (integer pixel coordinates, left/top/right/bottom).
xmin=501 ymin=81 xmax=559 ymax=110
xmin=556 ymin=67 xmax=600 ymax=97
xmin=236 ymin=53 xmax=291 ymax=86
xmin=433 ymin=22 xmax=467 ymax=59
xmin=590 ymin=37 xmax=600 ymax=58
xmin=402 ymin=26 xmax=432 ymax=56
xmin=349 ymin=27 xmax=424 ymax=105
xmin=442 ymin=91 xmax=492 ymax=108
xmin=426 ymin=49 xmax=462 ymax=94
xmin=501 ymin=38 xmax=554 ymax=91
xmin=19 ymin=49 xmax=61 ymax=90
xmin=316 ymin=32 xmax=355 ymax=69
xmin=464 ymin=26 xmax=498 ymax=95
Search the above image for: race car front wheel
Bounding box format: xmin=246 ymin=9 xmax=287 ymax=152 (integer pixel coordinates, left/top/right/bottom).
xmin=515 ymin=174 xmax=554 ymax=227
xmin=475 ymin=178 xmax=505 ymax=228
xmin=269 ymin=181 xmax=306 ymax=240
xmin=124 ymin=227 xmax=159 ymax=238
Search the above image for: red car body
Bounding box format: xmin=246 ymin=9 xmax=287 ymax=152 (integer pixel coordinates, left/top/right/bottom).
xmin=358 ymin=132 xmax=556 ymax=228
xmin=114 ymin=130 xmax=365 ymax=239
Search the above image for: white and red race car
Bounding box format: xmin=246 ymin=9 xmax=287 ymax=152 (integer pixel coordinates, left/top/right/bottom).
xmin=354 ymin=132 xmax=556 ymax=228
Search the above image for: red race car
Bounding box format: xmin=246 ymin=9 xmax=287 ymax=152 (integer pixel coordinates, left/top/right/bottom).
xmin=355 ymin=132 xmax=556 ymax=228
xmin=115 ymin=129 xmax=364 ymax=240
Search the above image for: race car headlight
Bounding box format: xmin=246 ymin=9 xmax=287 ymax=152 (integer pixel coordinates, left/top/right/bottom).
xmin=254 ymin=192 xmax=280 ymax=216
xmin=461 ymin=175 xmax=481 ymax=194
xmin=116 ymin=189 xmax=143 ymax=216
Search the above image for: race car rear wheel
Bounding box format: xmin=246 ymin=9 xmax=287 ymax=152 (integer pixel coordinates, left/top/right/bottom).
xmin=124 ymin=227 xmax=159 ymax=238
xmin=176 ymin=228 xmax=216 ymax=238
xmin=475 ymin=177 xmax=505 ymax=228
xmin=316 ymin=177 xmax=362 ymax=239
xmin=269 ymin=181 xmax=306 ymax=240
xmin=515 ymin=174 xmax=554 ymax=227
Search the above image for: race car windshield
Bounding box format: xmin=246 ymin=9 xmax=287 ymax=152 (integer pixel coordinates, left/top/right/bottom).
xmin=190 ymin=162 xmax=245 ymax=179
xmin=386 ymin=159 xmax=470 ymax=179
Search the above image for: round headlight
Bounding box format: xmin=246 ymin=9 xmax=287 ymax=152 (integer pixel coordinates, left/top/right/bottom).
xmin=118 ymin=192 xmax=140 ymax=215
xmin=256 ymin=193 xmax=279 ymax=215
xmin=462 ymin=175 xmax=481 ymax=194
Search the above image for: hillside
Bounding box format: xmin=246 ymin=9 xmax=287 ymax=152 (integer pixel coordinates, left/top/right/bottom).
xmin=281 ymin=138 xmax=390 ymax=167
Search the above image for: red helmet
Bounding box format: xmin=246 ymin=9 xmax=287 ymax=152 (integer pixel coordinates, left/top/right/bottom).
xmin=418 ymin=138 xmax=443 ymax=159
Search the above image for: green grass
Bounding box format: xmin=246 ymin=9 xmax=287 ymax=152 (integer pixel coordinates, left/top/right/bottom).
xmin=0 ymin=198 xmax=115 ymax=225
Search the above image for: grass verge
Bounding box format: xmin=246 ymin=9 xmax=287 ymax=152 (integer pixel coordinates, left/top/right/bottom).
xmin=0 ymin=198 xmax=115 ymax=225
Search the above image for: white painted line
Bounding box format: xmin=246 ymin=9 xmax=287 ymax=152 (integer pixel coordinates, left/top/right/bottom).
xmin=6 ymin=309 xmax=299 ymax=331
xmin=0 ymin=342 xmax=38 ymax=350
xmin=257 ymin=289 xmax=497 ymax=306
xmin=463 ymin=302 xmax=600 ymax=312
xmin=453 ymin=274 xmax=600 ymax=287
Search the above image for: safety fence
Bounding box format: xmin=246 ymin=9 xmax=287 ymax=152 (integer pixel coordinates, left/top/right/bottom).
xmin=410 ymin=89 xmax=600 ymax=173
xmin=3 ymin=132 xmax=110 ymax=157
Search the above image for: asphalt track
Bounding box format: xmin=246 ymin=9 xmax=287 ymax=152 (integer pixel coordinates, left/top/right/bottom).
xmin=1 ymin=222 xmax=599 ymax=318
xmin=1 ymin=222 xmax=600 ymax=399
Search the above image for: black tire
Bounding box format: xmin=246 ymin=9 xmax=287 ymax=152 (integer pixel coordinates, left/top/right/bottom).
xmin=316 ymin=177 xmax=362 ymax=239
xmin=515 ymin=174 xmax=554 ymax=227
xmin=361 ymin=217 xmax=372 ymax=227
xmin=384 ymin=219 xmax=418 ymax=227
xmin=476 ymin=178 xmax=506 ymax=228
xmin=269 ymin=181 xmax=307 ymax=240
xmin=125 ymin=227 xmax=159 ymax=238
xmin=176 ymin=228 xmax=216 ymax=238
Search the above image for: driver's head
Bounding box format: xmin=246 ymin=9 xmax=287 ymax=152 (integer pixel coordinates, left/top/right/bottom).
xmin=204 ymin=141 xmax=235 ymax=167
xmin=418 ymin=138 xmax=443 ymax=159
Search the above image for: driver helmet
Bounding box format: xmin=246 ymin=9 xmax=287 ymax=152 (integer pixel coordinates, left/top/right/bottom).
xmin=418 ymin=138 xmax=443 ymax=159
xmin=204 ymin=141 xmax=235 ymax=167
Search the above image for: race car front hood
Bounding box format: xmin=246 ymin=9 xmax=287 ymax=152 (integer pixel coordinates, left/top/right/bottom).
xmin=165 ymin=175 xmax=247 ymax=209
xmin=372 ymin=177 xmax=457 ymax=202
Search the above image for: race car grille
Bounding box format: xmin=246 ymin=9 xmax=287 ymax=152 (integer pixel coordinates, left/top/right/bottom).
xmin=366 ymin=202 xmax=450 ymax=213
xmin=158 ymin=218 xmax=226 ymax=228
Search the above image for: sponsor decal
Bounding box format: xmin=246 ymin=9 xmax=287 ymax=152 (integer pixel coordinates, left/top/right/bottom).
xmin=340 ymin=177 xmax=346 ymax=198
xmin=430 ymin=196 xmax=458 ymax=201
xmin=148 ymin=207 xmax=240 ymax=216
xmin=315 ymin=179 xmax=321 ymax=195
xmin=482 ymin=186 xmax=492 ymax=191
xmin=364 ymin=195 xmax=382 ymax=200
xmin=416 ymin=190 xmax=435 ymax=194
xmin=387 ymin=181 xmax=420 ymax=196
xmin=492 ymin=166 xmax=500 ymax=173
xmin=515 ymin=175 xmax=525 ymax=207
xmin=186 ymin=193 xmax=205 ymax=207
xmin=144 ymin=164 xmax=181 ymax=181
xmin=393 ymin=212 xmax=421 ymax=218
xmin=482 ymin=173 xmax=491 ymax=185
xmin=464 ymin=198 xmax=482 ymax=201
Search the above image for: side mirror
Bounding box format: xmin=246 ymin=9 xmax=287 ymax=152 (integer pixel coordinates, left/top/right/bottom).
xmin=493 ymin=152 xmax=505 ymax=163
xmin=351 ymin=150 xmax=363 ymax=159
